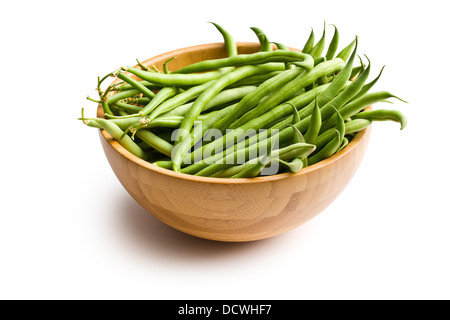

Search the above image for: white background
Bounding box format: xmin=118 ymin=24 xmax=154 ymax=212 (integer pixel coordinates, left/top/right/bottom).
xmin=1 ymin=0 xmax=449 ymax=300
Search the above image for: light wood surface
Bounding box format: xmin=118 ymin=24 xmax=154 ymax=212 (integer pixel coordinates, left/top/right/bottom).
xmin=98 ymin=42 xmax=371 ymax=242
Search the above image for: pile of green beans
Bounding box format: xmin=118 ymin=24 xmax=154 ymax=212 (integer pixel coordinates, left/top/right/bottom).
xmin=80 ymin=22 xmax=407 ymax=178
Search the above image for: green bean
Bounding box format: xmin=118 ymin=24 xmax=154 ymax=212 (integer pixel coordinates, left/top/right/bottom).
xmin=313 ymin=38 xmax=357 ymax=108
xmin=230 ymin=159 xmax=266 ymax=178
xmin=172 ymin=63 xmax=284 ymax=172
xmin=230 ymin=71 xmax=282 ymax=87
xmin=273 ymin=42 xmax=289 ymax=51
xmin=302 ymin=28 xmax=315 ymax=54
xmin=187 ymin=101 xmax=314 ymax=172
xmin=350 ymin=65 xmax=362 ymax=80
xmin=292 ymin=125 xmax=305 ymax=143
xmin=251 ymin=27 xmax=272 ymax=52
xmin=308 ymin=130 xmax=340 ymax=165
xmin=135 ymin=129 xmax=174 ymax=157
xmin=115 ymin=80 xmax=162 ymax=92
xmin=272 ymin=42 xmax=295 ymax=69
xmin=210 ymin=22 xmax=238 ymax=57
xmin=189 ymin=132 xmax=274 ymax=176
xmin=172 ymin=50 xmax=314 ymax=74
xmin=230 ymin=58 xmax=345 ymax=129
xmin=276 ymin=39 xmax=356 ymax=133
xmin=110 ymin=105 xmax=128 ymax=117
xmin=350 ymin=65 xmax=385 ymax=102
xmin=289 ymin=103 xmax=301 ymax=124
xmin=131 ymin=97 xmax=152 ymax=105
xmin=94 ymin=118 xmax=148 ymax=160
xmin=138 ymin=86 xmax=179 ymax=117
xmin=334 ymin=106 xmax=346 ymax=143
xmin=147 ymin=80 xmax=214 ymax=120
xmin=344 ymin=118 xmax=372 ymax=134
xmin=312 ymin=118 xmax=370 ymax=151
xmin=336 ymin=137 xmax=349 ymax=153
xmin=291 ymin=126 xmax=308 ymax=167
xmin=195 ymin=135 xmax=315 ymax=177
xmin=111 ymin=101 xmax=143 ymax=114
xmin=175 ymin=102 xmax=238 ymax=165
xmin=116 ymin=71 xmax=156 ymax=99
xmin=81 ymin=116 xmax=141 ymax=130
xmin=231 ymin=145 xmax=272 ymax=178
xmin=213 ymin=67 xmax=304 ymax=132
xmin=325 ymin=25 xmax=340 ymax=60
xmin=328 ymin=59 xmax=370 ymax=111
xmin=213 ymin=142 xmax=314 ymax=178
xmin=136 ymin=58 xmax=150 ymax=71
xmin=336 ymin=38 xmax=357 ymax=62
xmin=97 ymin=71 xmax=120 ymax=101
xmin=353 ymin=109 xmax=407 ymax=129
xmin=309 ymin=22 xmax=326 ymax=58
xmin=161 ymin=86 xmax=256 ymax=118
xmin=304 ymin=99 xmax=321 ymax=144
xmin=321 ymin=91 xmax=406 ymax=132
xmin=153 ymin=160 xmax=173 ymax=169
xmin=107 ymin=89 xmax=141 ymax=105
xmin=125 ymin=66 xmax=230 ymax=86
xmin=163 ymin=57 xmax=177 ymax=74
xmin=276 ymin=158 xmax=304 ymax=173
xmin=307 ymin=105 xmax=344 ymax=159
xmin=314 ymin=127 xmax=339 ymax=151
xmin=144 ymin=116 xmax=184 ymax=128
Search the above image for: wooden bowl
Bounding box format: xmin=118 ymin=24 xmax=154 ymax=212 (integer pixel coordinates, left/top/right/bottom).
xmin=98 ymin=42 xmax=371 ymax=242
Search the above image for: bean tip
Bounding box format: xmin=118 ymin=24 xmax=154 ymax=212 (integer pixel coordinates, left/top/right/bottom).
xmin=400 ymin=119 xmax=407 ymax=130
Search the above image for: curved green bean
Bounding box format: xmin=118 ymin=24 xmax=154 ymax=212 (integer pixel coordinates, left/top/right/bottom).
xmin=344 ymin=118 xmax=372 ymax=134
xmin=138 ymin=86 xmax=178 ymax=117
xmin=125 ymin=66 xmax=230 ymax=86
xmin=213 ymin=142 xmax=314 ymax=178
xmin=250 ymin=27 xmax=272 ymax=52
xmin=161 ymin=86 xmax=256 ymax=118
xmin=135 ymin=129 xmax=174 ymax=157
xmin=94 ymin=118 xmax=148 ymax=160
xmin=350 ymin=65 xmax=385 ymax=102
xmin=308 ymin=130 xmax=340 ymax=165
xmin=147 ymin=81 xmax=214 ymax=120
xmin=231 ymin=153 xmax=270 ymax=178
xmin=172 ymin=50 xmax=314 ymax=74
xmin=353 ymin=109 xmax=407 ymax=129
xmin=321 ymin=91 xmax=406 ymax=132
xmin=302 ymin=28 xmax=315 ymax=54
xmin=325 ymin=25 xmax=339 ymax=60
xmin=309 ymin=22 xmax=326 ymax=58
xmin=336 ymin=38 xmax=357 ymax=62
xmin=81 ymin=116 xmax=141 ymax=131
xmin=210 ymin=22 xmax=238 ymax=57
xmin=304 ymin=99 xmax=321 ymax=144
xmin=116 ymin=71 xmax=156 ymax=99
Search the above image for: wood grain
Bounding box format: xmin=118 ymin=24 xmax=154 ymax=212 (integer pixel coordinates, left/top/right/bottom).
xmin=98 ymin=42 xmax=371 ymax=242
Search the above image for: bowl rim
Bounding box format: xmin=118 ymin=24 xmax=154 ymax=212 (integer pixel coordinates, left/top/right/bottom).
xmin=98 ymin=42 xmax=371 ymax=185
